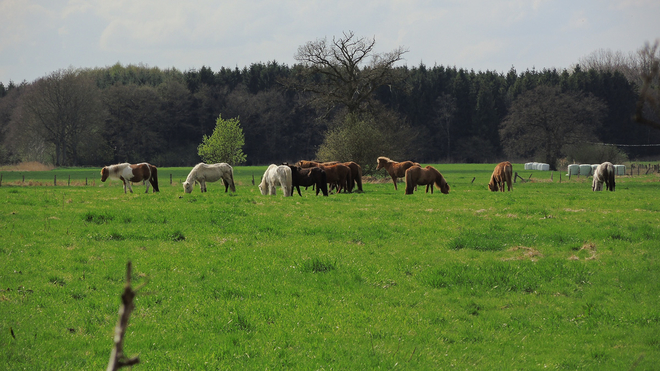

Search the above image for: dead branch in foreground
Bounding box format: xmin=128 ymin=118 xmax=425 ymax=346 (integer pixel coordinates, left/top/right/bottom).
xmin=107 ymin=261 xmax=141 ymax=371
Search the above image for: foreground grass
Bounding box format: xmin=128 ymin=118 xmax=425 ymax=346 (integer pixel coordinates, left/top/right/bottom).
xmin=1 ymin=164 xmax=659 ymax=369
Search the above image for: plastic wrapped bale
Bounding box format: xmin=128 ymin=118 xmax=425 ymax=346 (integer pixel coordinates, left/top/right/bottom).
xmin=614 ymin=165 xmax=626 ymax=176
xmin=579 ymin=164 xmax=593 ymax=176
xmin=567 ymin=164 xmax=579 ymax=176
xmin=524 ymin=162 xmax=533 ymax=170
xmin=539 ymin=163 xmax=550 ymax=171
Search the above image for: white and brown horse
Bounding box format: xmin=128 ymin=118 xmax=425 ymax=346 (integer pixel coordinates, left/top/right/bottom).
xmin=488 ymin=161 xmax=513 ymax=192
xmin=592 ymin=162 xmax=615 ymax=191
xmin=101 ymin=162 xmax=159 ymax=194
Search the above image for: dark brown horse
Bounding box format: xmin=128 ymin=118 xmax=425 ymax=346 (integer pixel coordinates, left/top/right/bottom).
xmin=297 ymin=160 xmax=354 ymax=193
xmin=404 ymin=165 xmax=450 ymax=195
xmin=488 ymin=161 xmax=513 ymax=192
xmin=318 ymin=163 xmax=352 ymax=194
xmin=343 ymin=161 xmax=363 ymax=192
xmin=287 ymin=165 xmax=329 ymax=196
xmin=377 ymin=156 xmax=419 ymax=190
xmin=101 ymin=162 xmax=159 ymax=193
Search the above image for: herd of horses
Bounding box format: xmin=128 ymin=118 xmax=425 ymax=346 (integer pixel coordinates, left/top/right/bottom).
xmin=100 ymin=158 xmax=617 ymax=196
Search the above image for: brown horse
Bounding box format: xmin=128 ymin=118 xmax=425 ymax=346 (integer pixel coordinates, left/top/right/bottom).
xmin=297 ymin=160 xmax=358 ymax=193
xmin=287 ymin=165 xmax=329 ymax=196
xmin=404 ymin=165 xmax=450 ymax=195
xmin=101 ymin=162 xmax=159 ymax=193
xmin=377 ymin=156 xmax=419 ymax=190
xmin=488 ymin=161 xmax=513 ymax=192
xmin=319 ymin=163 xmax=352 ymax=193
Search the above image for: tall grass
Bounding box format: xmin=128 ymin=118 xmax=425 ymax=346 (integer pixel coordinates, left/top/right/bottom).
xmin=0 ymin=164 xmax=658 ymax=369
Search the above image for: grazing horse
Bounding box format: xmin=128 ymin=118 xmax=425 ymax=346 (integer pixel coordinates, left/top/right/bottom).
xmin=287 ymin=165 xmax=328 ymax=196
xmin=404 ymin=165 xmax=450 ymax=195
xmin=259 ymin=164 xmax=293 ymax=196
xmin=319 ymin=163 xmax=352 ymax=193
xmin=343 ymin=161 xmax=363 ymax=192
xmin=101 ymin=162 xmax=159 ymax=194
xmin=488 ymin=161 xmax=513 ymax=192
xmin=297 ymin=160 xmax=353 ymax=193
xmin=377 ymin=156 xmax=420 ymax=190
xmin=592 ymin=162 xmax=616 ymax=191
xmin=183 ymin=162 xmax=235 ymax=193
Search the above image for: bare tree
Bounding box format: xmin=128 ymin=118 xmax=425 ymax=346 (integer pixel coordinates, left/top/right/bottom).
xmin=15 ymin=68 xmax=104 ymax=165
xmin=500 ymin=85 xmax=607 ymax=170
xmin=434 ymin=93 xmax=457 ymax=162
xmin=288 ymin=31 xmax=408 ymax=115
xmin=634 ymin=41 xmax=660 ymax=130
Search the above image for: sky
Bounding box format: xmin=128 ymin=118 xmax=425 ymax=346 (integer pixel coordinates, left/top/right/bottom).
xmin=1 ymin=0 xmax=658 ymax=84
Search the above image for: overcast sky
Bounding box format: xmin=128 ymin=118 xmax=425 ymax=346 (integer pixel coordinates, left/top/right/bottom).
xmin=1 ymin=0 xmax=658 ymax=84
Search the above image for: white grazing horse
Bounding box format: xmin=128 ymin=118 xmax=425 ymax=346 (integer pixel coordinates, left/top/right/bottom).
xmin=183 ymin=162 xmax=235 ymax=193
xmin=592 ymin=162 xmax=616 ymax=191
xmin=258 ymin=164 xmax=292 ymax=196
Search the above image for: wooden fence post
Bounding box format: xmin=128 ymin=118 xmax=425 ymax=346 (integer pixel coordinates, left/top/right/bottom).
xmin=68 ymin=175 xmax=70 ymax=186
xmin=170 ymin=174 xmax=173 ymax=185
xmin=54 ymin=175 xmax=57 ymax=186
xmin=22 ymin=175 xmax=25 ymax=183
xmin=86 ymin=177 xmax=88 ymax=186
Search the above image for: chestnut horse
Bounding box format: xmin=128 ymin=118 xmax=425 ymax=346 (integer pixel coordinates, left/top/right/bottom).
xmin=287 ymin=165 xmax=329 ymax=196
xmin=297 ymin=160 xmax=354 ymax=193
xmin=592 ymin=162 xmax=615 ymax=191
xmin=377 ymin=156 xmax=419 ymax=190
xmin=101 ymin=162 xmax=159 ymax=194
xmin=404 ymin=165 xmax=450 ymax=195
xmin=488 ymin=161 xmax=513 ymax=192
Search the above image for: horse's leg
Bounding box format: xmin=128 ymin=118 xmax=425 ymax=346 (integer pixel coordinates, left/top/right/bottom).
xmin=391 ymin=175 xmax=398 ymax=190
xmin=223 ymin=179 xmax=229 ymax=192
xmin=122 ymin=179 xmax=127 ymax=194
xmin=144 ymin=178 xmax=150 ymax=193
xmin=127 ymin=181 xmax=133 ymax=193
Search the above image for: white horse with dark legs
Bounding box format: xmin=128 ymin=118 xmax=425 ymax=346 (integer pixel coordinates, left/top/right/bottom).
xmin=101 ymin=162 xmax=159 ymax=194
xmin=592 ymin=162 xmax=616 ymax=191
xmin=183 ymin=162 xmax=235 ymax=193
xmin=259 ymin=164 xmax=292 ymax=196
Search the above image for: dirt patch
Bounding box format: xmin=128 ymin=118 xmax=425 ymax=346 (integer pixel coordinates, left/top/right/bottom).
xmin=0 ymin=162 xmax=55 ymax=171
xmin=503 ymin=246 xmax=543 ymax=261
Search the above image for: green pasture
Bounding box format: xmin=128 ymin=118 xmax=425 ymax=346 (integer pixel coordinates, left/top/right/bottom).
xmin=1 ymin=164 xmax=659 ymax=370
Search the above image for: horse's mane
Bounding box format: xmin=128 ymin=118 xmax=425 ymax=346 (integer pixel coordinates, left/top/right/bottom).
xmin=185 ymin=162 xmax=205 ymax=184
xmin=377 ymin=156 xmax=393 ymax=163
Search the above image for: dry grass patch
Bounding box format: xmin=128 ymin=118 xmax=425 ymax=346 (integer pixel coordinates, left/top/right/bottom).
xmin=503 ymin=246 xmax=544 ymax=261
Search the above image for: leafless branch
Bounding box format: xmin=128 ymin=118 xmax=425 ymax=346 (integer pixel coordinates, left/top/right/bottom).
xmin=106 ymin=261 xmax=141 ymax=371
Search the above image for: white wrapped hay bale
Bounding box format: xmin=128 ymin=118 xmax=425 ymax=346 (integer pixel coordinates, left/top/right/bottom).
xmin=567 ymin=164 xmax=579 ymax=176
xmin=579 ymin=164 xmax=592 ymax=176
xmin=539 ymin=163 xmax=550 ymax=171
xmin=524 ymin=162 xmax=533 ymax=170
xmin=614 ymin=165 xmax=626 ymax=176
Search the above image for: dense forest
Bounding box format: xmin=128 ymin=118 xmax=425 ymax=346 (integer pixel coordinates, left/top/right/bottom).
xmin=1 ymin=50 xmax=659 ymax=171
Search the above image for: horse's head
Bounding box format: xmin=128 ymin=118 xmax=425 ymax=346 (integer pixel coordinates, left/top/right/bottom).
xmin=488 ymin=181 xmax=498 ymax=192
xmin=183 ymin=181 xmax=194 ymax=194
xmin=100 ymin=167 xmax=109 ymax=182
xmin=376 ymin=157 xmax=389 ymax=170
xmin=258 ymin=183 xmax=267 ymax=196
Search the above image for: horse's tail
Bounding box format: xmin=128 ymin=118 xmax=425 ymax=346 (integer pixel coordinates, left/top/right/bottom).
xmin=505 ymin=164 xmax=513 ymax=191
xmin=608 ymin=164 xmax=615 ymax=191
xmin=229 ymin=166 xmax=236 ymax=192
xmin=356 ymin=164 xmax=363 ymax=191
xmin=319 ymin=170 xmax=328 ymax=196
xmin=150 ymin=165 xmax=159 ymax=192
xmin=405 ymin=168 xmax=414 ymax=195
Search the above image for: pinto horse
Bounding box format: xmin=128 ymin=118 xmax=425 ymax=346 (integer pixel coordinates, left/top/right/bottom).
xmin=101 ymin=162 xmax=159 ymax=194
xmin=377 ymin=156 xmax=419 ymax=190
xmin=404 ymin=165 xmax=450 ymax=195
xmin=592 ymin=162 xmax=615 ymax=191
xmin=287 ymin=165 xmax=328 ymax=196
xmin=183 ymin=162 xmax=235 ymax=193
xmin=488 ymin=161 xmax=513 ymax=192
xmin=259 ymin=164 xmax=293 ymax=196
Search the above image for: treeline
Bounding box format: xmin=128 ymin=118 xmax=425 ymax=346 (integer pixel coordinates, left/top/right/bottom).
xmin=1 ymin=61 xmax=658 ymax=167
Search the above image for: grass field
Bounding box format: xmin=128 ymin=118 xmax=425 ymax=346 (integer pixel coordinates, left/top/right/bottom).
xmin=1 ymin=164 xmax=659 ymax=370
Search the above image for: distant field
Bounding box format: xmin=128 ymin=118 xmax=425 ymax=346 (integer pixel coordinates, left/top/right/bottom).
xmin=1 ymin=163 xmax=659 ymax=369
